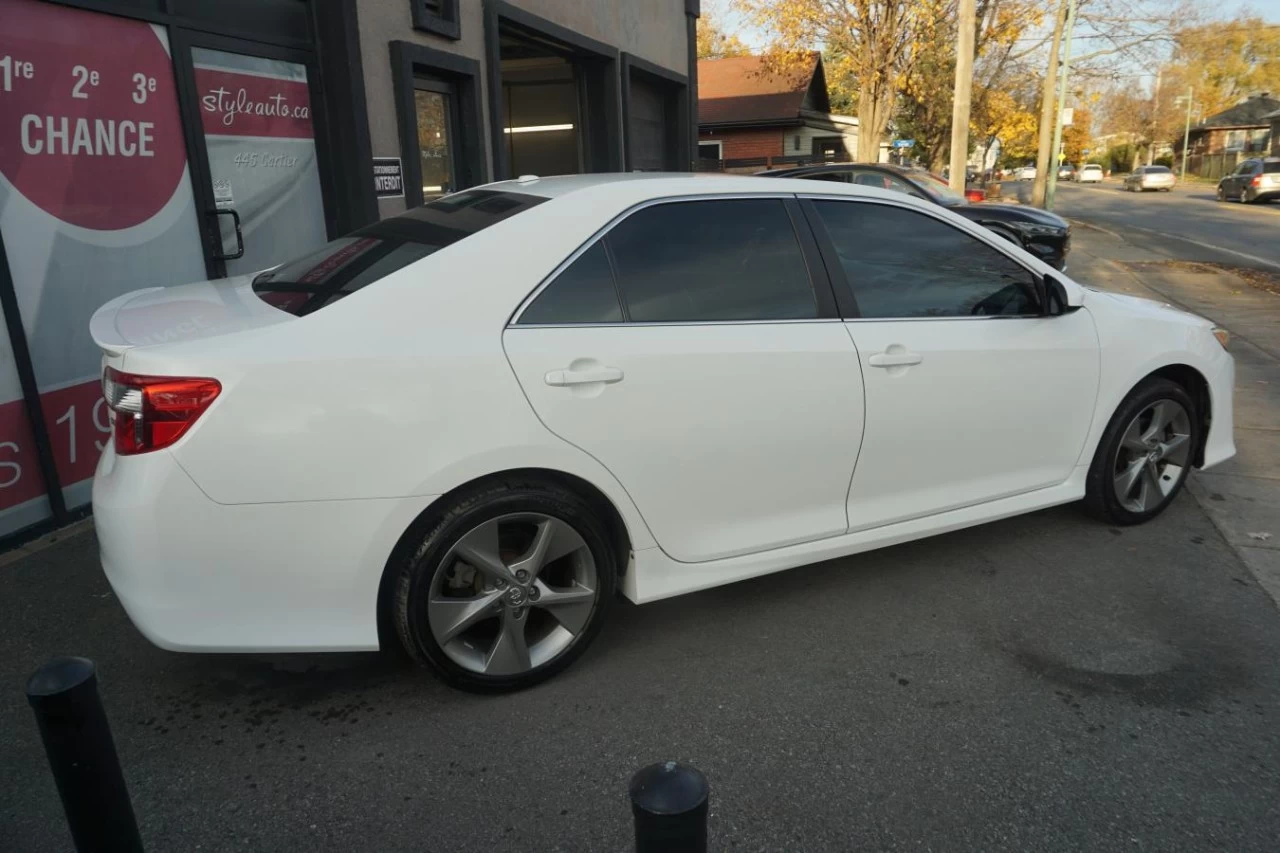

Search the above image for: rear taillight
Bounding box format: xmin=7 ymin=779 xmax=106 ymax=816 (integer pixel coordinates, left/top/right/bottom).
xmin=1252 ymin=176 xmax=1263 ymax=187
xmin=102 ymin=367 xmax=221 ymax=455
xmin=965 ymin=188 xmax=986 ymax=203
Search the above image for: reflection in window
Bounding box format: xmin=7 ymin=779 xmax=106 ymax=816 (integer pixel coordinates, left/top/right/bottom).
xmin=607 ymin=200 xmax=816 ymax=323
xmin=415 ymin=89 xmax=453 ymax=199
xmin=813 ymin=201 xmax=1040 ymax=319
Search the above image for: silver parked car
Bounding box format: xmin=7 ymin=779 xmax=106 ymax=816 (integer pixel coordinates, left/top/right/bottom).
xmin=1124 ymin=165 xmax=1176 ymax=192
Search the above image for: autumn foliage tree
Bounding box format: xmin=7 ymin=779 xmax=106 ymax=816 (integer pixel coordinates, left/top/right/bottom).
xmin=736 ymin=0 xmax=946 ymax=161
xmin=697 ymin=4 xmax=752 ymax=59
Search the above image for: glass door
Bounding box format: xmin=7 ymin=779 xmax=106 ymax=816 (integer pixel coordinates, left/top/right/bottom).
xmin=414 ymin=79 xmax=457 ymax=201
xmin=173 ymin=35 xmax=331 ymax=277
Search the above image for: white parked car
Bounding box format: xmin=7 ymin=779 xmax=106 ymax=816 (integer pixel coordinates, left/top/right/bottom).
xmin=92 ymin=174 xmax=1236 ymax=691
xmin=1124 ymin=165 xmax=1177 ymax=192
xmin=1077 ymin=164 xmax=1105 ymax=183
xmin=1016 ymin=165 xmax=1037 ymax=181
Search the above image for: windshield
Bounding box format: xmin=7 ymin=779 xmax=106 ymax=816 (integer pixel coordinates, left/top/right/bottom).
xmin=252 ymin=190 xmax=546 ymax=316
xmin=912 ymin=171 xmax=968 ymax=205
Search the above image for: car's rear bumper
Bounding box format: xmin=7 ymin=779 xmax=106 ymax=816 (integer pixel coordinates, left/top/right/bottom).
xmin=93 ymin=445 xmax=437 ymax=652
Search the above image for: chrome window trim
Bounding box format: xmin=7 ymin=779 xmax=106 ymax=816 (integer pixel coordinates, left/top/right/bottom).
xmin=507 ymin=193 xmax=810 ymax=328
xmin=798 ymin=191 xmax=1048 ymax=320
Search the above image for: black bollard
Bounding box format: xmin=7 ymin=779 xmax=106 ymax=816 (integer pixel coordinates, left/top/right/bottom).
xmin=26 ymin=657 xmax=143 ymax=853
xmin=629 ymin=761 xmax=708 ymax=853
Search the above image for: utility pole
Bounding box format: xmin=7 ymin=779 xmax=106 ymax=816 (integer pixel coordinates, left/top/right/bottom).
xmin=1031 ymin=0 xmax=1068 ymax=207
xmin=948 ymin=0 xmax=977 ymax=192
xmin=1045 ymin=0 xmax=1077 ymax=210
xmin=1177 ymin=87 xmax=1194 ymax=179
xmin=1148 ymin=67 xmax=1161 ymax=166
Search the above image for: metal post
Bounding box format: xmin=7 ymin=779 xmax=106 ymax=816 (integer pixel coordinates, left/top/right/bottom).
xmin=1045 ymin=0 xmax=1078 ymax=210
xmin=630 ymin=761 xmax=708 ymax=853
xmin=26 ymin=658 xmax=143 ymax=853
xmin=1181 ymin=87 xmax=1194 ymax=180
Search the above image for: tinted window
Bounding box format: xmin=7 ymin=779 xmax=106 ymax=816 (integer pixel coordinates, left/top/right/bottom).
xmin=607 ymin=199 xmax=817 ymax=322
xmin=253 ymin=189 xmax=545 ymax=316
xmin=1265 ymin=162 xmax=1280 ymax=173
xmin=1146 ymin=166 xmax=1172 ymax=174
xmin=813 ymin=201 xmax=1041 ymax=318
xmin=849 ymin=169 xmax=916 ymax=195
xmin=518 ymin=242 xmax=623 ymax=325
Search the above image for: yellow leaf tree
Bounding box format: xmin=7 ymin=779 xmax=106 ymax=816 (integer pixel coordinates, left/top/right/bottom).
xmin=736 ymin=0 xmax=945 ymax=161
xmin=697 ymin=4 xmax=752 ymax=59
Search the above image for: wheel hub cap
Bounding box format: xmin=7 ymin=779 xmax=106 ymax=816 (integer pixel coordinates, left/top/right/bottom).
xmin=1112 ymin=398 xmax=1193 ymax=514
xmin=426 ymin=512 xmax=598 ymax=677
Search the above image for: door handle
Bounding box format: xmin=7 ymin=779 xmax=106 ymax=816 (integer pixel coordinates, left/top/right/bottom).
xmin=545 ymin=366 xmax=624 ymax=387
xmin=868 ymin=350 xmax=923 ymax=368
xmin=210 ymin=208 xmax=245 ymax=260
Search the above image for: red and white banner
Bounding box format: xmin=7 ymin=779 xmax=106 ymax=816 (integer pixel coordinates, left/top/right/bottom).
xmin=0 ymin=0 xmax=205 ymax=531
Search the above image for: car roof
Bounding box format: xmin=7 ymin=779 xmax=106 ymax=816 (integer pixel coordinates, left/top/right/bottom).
xmin=473 ymin=171 xmax=919 ymax=205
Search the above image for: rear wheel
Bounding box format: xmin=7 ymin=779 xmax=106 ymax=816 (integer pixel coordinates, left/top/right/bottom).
xmin=393 ymin=480 xmax=617 ymax=692
xmin=1084 ymin=378 xmax=1199 ymax=525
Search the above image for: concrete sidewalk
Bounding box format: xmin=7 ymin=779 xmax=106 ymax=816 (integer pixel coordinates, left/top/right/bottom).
xmin=1069 ymin=223 xmax=1280 ymax=605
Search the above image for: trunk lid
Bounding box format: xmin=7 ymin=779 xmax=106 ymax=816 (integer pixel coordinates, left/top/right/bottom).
xmin=89 ymin=274 xmax=293 ymax=361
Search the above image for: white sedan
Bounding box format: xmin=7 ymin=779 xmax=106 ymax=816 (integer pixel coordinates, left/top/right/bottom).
xmin=1016 ymin=165 xmax=1037 ymax=181
xmin=92 ymin=174 xmax=1235 ymax=691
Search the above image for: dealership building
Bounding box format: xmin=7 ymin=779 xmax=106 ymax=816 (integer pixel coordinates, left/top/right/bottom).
xmin=0 ymin=0 xmax=698 ymax=541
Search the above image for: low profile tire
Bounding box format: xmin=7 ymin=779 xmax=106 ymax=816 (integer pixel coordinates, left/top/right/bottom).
xmin=1084 ymin=378 xmax=1200 ymax=525
xmin=393 ymin=480 xmax=617 ymax=692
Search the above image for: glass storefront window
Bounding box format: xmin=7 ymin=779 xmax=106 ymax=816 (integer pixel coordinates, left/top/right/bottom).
xmin=415 ymin=88 xmax=453 ymax=199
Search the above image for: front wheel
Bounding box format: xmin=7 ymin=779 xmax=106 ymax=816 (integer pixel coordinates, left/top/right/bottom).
xmin=1216 ymin=186 xmax=1225 ymax=202
xmin=393 ymin=480 xmax=617 ymax=692
xmin=1084 ymin=378 xmax=1199 ymax=525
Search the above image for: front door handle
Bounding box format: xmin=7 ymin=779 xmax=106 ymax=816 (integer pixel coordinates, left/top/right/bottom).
xmin=868 ymin=350 xmax=923 ymax=368
xmin=545 ymin=366 xmax=624 ymax=387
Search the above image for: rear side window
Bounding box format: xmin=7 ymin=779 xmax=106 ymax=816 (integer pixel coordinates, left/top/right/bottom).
xmin=606 ymin=199 xmax=816 ymax=322
xmin=518 ymin=243 xmax=623 ymax=325
xmin=813 ymin=201 xmax=1040 ymax=318
xmin=253 ymin=189 xmax=546 ymax=316
xmin=1265 ymin=162 xmax=1280 ymax=173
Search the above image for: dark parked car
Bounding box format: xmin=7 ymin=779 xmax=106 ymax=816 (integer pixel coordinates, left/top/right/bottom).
xmin=1217 ymin=157 xmax=1280 ymax=203
xmin=757 ymin=163 xmax=1071 ymax=269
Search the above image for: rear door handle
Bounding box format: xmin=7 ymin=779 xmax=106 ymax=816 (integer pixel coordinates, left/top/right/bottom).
xmin=868 ymin=351 xmax=923 ymax=368
xmin=545 ymin=366 xmax=624 ymax=387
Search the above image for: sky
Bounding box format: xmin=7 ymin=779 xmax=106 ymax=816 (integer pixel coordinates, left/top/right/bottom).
xmin=1234 ymin=0 xmax=1280 ymax=18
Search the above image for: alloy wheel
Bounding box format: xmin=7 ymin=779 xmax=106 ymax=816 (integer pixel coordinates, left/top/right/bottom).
xmin=1111 ymin=399 xmax=1193 ymax=513
xmin=427 ymin=513 xmax=598 ymax=676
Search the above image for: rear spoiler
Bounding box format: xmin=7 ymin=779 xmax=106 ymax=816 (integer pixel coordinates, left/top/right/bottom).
xmin=89 ymin=287 xmax=162 ymax=357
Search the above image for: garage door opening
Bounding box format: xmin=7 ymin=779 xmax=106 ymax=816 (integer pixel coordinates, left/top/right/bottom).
xmin=485 ymin=7 xmax=621 ymax=179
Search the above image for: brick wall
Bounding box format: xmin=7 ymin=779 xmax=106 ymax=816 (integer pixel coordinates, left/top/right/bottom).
xmin=699 ymin=128 xmax=784 ymax=160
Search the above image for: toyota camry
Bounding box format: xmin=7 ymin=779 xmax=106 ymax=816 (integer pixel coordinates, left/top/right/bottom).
xmin=92 ymin=174 xmax=1235 ymax=691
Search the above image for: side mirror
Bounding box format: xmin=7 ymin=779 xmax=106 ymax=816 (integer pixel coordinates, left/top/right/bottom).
xmin=1042 ymin=273 xmax=1082 ymax=316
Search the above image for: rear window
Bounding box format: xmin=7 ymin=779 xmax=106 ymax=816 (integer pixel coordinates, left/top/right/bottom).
xmin=252 ymin=189 xmax=546 ymax=315
xmin=1082 ymin=165 xmax=1102 ymax=171
xmin=1146 ymin=166 xmax=1172 ymax=174
xmin=1264 ymin=162 xmax=1280 ymax=173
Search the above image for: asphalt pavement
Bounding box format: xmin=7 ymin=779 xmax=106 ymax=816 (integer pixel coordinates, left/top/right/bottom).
xmin=3 ymin=215 xmax=1280 ymax=852
xmin=1051 ymin=180 xmax=1280 ymax=270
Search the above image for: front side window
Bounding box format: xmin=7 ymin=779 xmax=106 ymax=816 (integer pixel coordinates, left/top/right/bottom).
xmin=606 ymin=199 xmax=817 ymax=323
xmin=812 ymin=201 xmax=1041 ymax=319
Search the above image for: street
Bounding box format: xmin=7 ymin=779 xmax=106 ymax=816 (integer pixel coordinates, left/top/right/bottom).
xmin=1053 ymin=180 xmax=1280 ymax=270
xmin=3 ymin=188 xmax=1280 ymax=851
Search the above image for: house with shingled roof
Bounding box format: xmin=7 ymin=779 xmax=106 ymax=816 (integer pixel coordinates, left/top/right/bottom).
xmin=696 ymin=53 xmax=861 ymax=166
